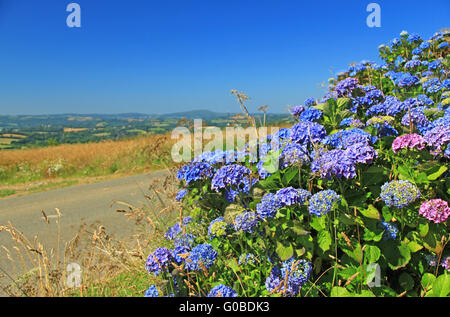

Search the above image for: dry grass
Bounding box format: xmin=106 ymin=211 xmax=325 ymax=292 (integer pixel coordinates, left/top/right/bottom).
xmin=0 ymin=133 xmax=174 ymax=169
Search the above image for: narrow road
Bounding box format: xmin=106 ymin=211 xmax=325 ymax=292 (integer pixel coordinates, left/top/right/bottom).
xmin=0 ymin=170 xmax=169 ymax=295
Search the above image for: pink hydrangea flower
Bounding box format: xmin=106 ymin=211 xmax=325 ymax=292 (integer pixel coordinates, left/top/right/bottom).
xmin=392 ymin=133 xmax=426 ymax=153
xmin=418 ymin=199 xmax=450 ymax=223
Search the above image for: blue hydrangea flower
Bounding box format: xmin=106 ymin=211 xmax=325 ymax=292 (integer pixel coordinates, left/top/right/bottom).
xmin=304 ymin=97 xmax=316 ymax=107
xmin=185 ymin=244 xmax=217 ymax=271
xmin=280 ymin=143 xmax=309 ymax=168
xmin=176 ymin=189 xmax=188 ymax=201
xmin=145 ymin=247 xmax=172 ymax=276
xmin=290 ymin=121 xmax=327 ymax=146
xmin=208 ymin=285 xmax=238 ymax=297
xmin=234 ymin=211 xmax=259 ymax=233
xmin=208 ymin=217 xmax=229 ymax=239
xmin=256 ymin=193 xmax=283 ymax=219
xmin=171 ymin=245 xmax=191 ymax=264
xmin=265 ymin=259 xmax=312 ymax=296
xmin=174 ymin=233 xmax=196 ymax=248
xmin=322 ymin=128 xmax=377 ymax=149
xmin=379 ymin=221 xmax=398 ymax=240
xmin=280 ymin=258 xmax=313 ymax=296
xmin=211 ymin=164 xmax=252 ymax=192
xmin=177 ymin=162 xmax=214 ymax=184
xmin=401 ymin=109 xmax=430 ymax=129
xmin=276 ymin=187 xmax=311 ymax=206
xmin=404 ymin=59 xmax=422 ymax=69
xmin=165 ymin=217 xmax=192 ymax=241
xmin=438 ymin=42 xmax=449 ymax=49
xmin=308 ymin=190 xmax=341 ymax=217
xmin=380 ymin=180 xmax=421 ymax=208
xmin=144 ymin=285 xmax=159 ymax=297
xmin=398 ymin=74 xmax=420 ymax=88
xmin=340 ymin=117 xmax=364 ymax=128
xmin=311 ymin=149 xmax=356 ymax=179
xmin=299 ymin=107 xmax=323 ymax=122
xmin=420 ymin=41 xmax=431 ymax=50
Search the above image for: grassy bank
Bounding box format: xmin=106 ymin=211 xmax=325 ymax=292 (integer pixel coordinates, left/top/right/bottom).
xmin=0 ymin=133 xmax=175 ymax=197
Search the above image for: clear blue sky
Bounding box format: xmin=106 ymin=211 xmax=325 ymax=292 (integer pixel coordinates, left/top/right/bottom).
xmin=0 ymin=0 xmax=449 ymax=115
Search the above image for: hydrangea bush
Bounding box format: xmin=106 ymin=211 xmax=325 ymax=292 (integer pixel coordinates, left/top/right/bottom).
xmin=145 ymin=30 xmax=450 ymax=297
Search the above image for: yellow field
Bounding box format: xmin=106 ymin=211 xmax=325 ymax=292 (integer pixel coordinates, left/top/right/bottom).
xmin=0 ymin=138 xmax=16 ymax=144
xmin=0 ymin=133 xmax=174 ymax=168
xmin=1 ymin=133 xmax=26 ymax=138
xmin=63 ymin=128 xmax=89 ymax=132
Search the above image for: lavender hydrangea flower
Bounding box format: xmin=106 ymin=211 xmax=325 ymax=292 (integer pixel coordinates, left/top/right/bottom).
xmin=208 ymin=285 xmax=238 ymax=297
xmin=344 ymin=144 xmax=378 ymax=164
xmin=185 ymin=244 xmax=217 ymax=271
xmin=256 ymin=193 xmax=282 ymax=219
xmin=144 ymin=285 xmax=159 ymax=297
xmin=311 ymin=149 xmax=356 ymax=179
xmin=380 ymin=180 xmax=421 ymax=208
xmin=211 ymin=164 xmax=254 ymax=192
xmin=234 ymin=211 xmax=259 ymax=233
xmin=441 ymin=256 xmax=450 ymax=271
xmin=145 ymin=247 xmax=172 ymax=276
xmin=392 ymin=134 xmax=426 ymax=153
xmin=290 ymin=121 xmax=327 ymax=146
xmin=276 ymin=187 xmax=311 ymax=207
xmin=291 ymin=105 xmax=305 ymax=117
xmin=280 ymin=143 xmax=309 ymax=168
xmin=308 ymin=190 xmax=341 ymax=217
xmin=322 ymin=128 xmax=377 ymax=149
xmin=418 ymin=199 xmax=450 ymax=223
xmin=423 ymin=125 xmax=450 ymax=155
xmin=334 ymin=77 xmax=359 ymax=97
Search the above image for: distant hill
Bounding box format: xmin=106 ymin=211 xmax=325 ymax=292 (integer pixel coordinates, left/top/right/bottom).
xmin=0 ymin=110 xmax=289 ymax=129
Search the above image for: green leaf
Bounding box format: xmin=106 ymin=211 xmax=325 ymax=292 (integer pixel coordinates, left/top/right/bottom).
xmin=399 ymin=272 xmax=415 ymax=291
xmin=330 ymin=287 xmax=351 ymax=297
xmin=317 ymin=231 xmax=332 ymax=252
xmin=421 ymin=273 xmax=436 ymax=295
xmin=282 ymin=167 xmax=299 ymax=186
xmin=263 ymin=150 xmax=282 ymax=174
xmin=364 ymin=245 xmax=381 ymax=263
xmin=310 ymin=215 xmax=327 ymax=231
xmin=418 ymin=222 xmax=429 ymax=238
xmin=276 ymin=241 xmax=294 ymax=261
xmin=382 ymin=241 xmax=411 ymax=270
xmin=337 ymin=97 xmax=350 ymax=109
xmin=359 ymin=205 xmax=381 ymax=220
xmin=427 ymin=165 xmax=448 ymax=181
xmin=432 ymin=273 xmax=450 ymax=297
xmin=291 ymin=221 xmax=310 ymax=236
